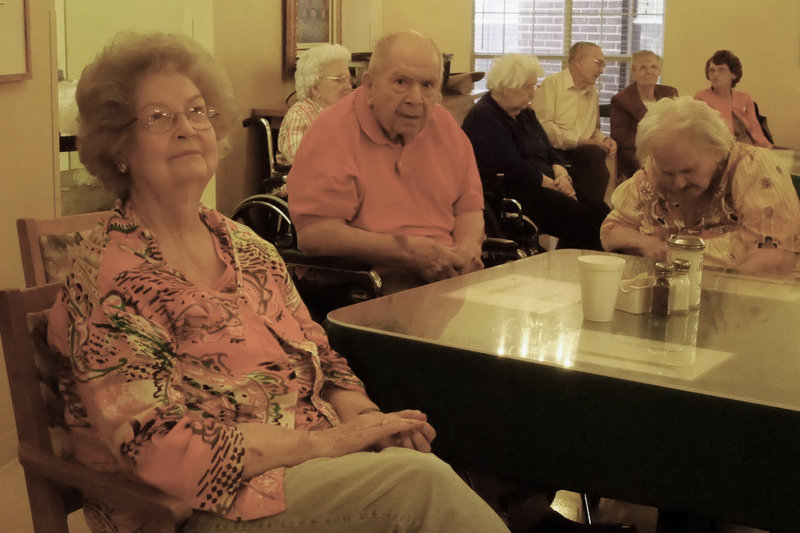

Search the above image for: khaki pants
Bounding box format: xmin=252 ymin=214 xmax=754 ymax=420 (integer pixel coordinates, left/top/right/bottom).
xmin=183 ymin=447 xmax=509 ymax=532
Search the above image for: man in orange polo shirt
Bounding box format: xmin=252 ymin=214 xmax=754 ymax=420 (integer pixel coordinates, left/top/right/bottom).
xmin=288 ymin=30 xmax=485 ymax=291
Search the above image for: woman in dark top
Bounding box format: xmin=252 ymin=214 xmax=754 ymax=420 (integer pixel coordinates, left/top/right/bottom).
xmin=463 ymin=53 xmax=609 ymax=250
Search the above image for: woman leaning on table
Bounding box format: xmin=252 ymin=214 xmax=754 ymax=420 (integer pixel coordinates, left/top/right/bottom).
xmin=694 ymin=49 xmax=772 ymax=148
xmin=46 ymin=32 xmax=508 ymax=533
xmin=610 ymin=50 xmax=678 ymax=180
xmin=601 ymin=96 xmax=800 ymax=274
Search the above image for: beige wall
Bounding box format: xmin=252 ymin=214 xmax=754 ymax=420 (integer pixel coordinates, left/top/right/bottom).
xmin=662 ymin=0 xmax=800 ymax=149
xmin=213 ymin=1 xmax=296 ymax=215
xmin=381 ymin=0 xmax=473 ymax=73
xmin=0 ymin=0 xmax=59 ymax=465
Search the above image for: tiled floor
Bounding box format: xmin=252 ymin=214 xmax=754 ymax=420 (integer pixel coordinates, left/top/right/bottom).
xmin=0 ymin=456 xmax=766 ymax=533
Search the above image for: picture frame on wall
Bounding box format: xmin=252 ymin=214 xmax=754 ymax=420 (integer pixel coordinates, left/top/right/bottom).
xmin=0 ymin=0 xmax=31 ymax=82
xmin=283 ymin=0 xmax=342 ymax=79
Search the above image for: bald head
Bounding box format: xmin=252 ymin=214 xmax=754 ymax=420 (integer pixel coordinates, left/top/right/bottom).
xmin=362 ymin=30 xmax=442 ymax=144
xmin=368 ymin=30 xmax=443 ymax=81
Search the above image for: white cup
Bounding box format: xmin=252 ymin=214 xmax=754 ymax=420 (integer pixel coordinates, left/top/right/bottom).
xmin=578 ymin=255 xmax=626 ymax=322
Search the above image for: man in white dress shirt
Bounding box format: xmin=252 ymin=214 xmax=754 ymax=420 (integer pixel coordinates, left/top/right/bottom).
xmin=533 ymin=41 xmax=617 ymax=202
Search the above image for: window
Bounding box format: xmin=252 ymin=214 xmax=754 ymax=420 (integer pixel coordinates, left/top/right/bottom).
xmin=473 ymin=0 xmax=665 ymax=106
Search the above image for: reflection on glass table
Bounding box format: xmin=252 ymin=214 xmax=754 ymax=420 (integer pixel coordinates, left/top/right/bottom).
xmin=326 ymin=249 xmax=800 ymax=532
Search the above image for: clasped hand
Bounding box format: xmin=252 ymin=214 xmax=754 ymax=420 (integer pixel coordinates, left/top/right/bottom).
xmin=403 ymin=236 xmax=483 ymax=282
xmin=313 ymin=409 xmax=436 ymax=457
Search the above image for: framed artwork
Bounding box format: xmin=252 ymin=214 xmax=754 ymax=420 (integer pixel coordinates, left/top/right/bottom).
xmin=283 ymin=0 xmax=341 ymax=79
xmin=0 ymin=0 xmax=31 ymax=82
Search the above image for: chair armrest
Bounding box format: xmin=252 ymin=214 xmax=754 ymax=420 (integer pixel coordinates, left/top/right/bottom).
xmin=483 ymin=237 xmax=522 ymax=254
xmin=501 ymin=198 xmax=523 ymax=214
xmin=281 ymin=248 xmax=375 ymax=273
xmin=18 ymin=446 xmax=193 ymax=524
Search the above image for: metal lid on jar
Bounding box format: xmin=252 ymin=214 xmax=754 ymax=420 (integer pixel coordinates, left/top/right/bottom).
xmin=667 ymin=234 xmax=706 ymax=250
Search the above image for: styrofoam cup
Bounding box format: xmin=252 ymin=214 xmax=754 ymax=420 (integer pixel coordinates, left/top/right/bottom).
xmin=578 ymin=255 xmax=626 ymax=322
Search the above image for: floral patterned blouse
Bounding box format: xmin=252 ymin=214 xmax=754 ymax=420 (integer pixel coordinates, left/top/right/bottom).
xmin=601 ymin=143 xmax=800 ymax=268
xmin=47 ymin=201 xmax=365 ymax=532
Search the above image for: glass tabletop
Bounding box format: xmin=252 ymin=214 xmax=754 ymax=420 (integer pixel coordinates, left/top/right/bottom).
xmin=328 ymin=249 xmax=800 ymax=411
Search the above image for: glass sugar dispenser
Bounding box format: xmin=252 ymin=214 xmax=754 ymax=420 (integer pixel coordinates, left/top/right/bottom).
xmin=667 ymin=234 xmax=706 ymax=310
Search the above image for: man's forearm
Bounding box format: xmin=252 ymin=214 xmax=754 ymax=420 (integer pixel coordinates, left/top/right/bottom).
xmin=296 ymin=217 xmax=411 ymax=266
xmin=452 ymin=211 xmax=485 ymax=252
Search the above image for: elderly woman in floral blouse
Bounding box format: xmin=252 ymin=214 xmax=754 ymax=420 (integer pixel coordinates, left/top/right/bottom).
xmin=47 ymin=32 xmax=507 ymax=533
xmin=601 ymin=96 xmax=799 ymax=274
xmin=276 ymin=43 xmax=353 ymax=166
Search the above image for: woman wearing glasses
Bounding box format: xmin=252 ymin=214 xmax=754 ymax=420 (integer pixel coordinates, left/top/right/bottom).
xmin=276 ymin=43 xmax=353 ymax=166
xmin=48 ymin=32 xmax=507 ymax=533
xmin=694 ymin=49 xmax=772 ymax=148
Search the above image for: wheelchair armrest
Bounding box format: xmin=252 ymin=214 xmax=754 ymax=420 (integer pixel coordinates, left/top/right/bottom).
xmin=501 ymin=197 xmax=523 ymax=215
xmin=280 ymin=248 xmax=383 ymax=320
xmin=483 ymin=237 xmax=522 ymax=254
xmin=280 ymin=248 xmax=375 ymax=272
xmin=274 ymin=162 xmax=292 ymax=174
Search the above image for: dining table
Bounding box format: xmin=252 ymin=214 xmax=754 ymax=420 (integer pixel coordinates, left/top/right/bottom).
xmin=325 ymin=249 xmax=800 ymax=532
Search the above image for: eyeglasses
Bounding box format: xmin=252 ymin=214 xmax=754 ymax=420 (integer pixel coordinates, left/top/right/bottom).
xmin=323 ymin=75 xmax=353 ymax=84
xmin=591 ymin=58 xmax=607 ymax=68
xmin=522 ymin=81 xmax=541 ymax=91
xmin=134 ymin=104 xmax=219 ymax=133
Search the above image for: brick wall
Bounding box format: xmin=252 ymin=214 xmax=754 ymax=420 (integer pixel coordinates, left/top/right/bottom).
xmin=474 ymin=0 xmax=665 ymax=104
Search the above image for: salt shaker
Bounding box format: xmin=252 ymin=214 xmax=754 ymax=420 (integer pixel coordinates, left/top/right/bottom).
xmin=670 ymin=259 xmax=691 ymax=315
xmin=667 ymin=234 xmax=706 ymax=310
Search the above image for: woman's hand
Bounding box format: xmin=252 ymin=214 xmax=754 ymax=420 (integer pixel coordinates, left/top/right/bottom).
xmin=307 ymin=409 xmax=436 ymax=458
xmin=737 ymin=248 xmax=797 ymax=275
xmin=364 ymin=409 xmax=437 ymax=453
xmin=550 ymin=166 xmax=577 ymax=199
xmin=601 ymin=227 xmax=667 ymax=260
xmin=635 ymin=235 xmax=668 ymax=260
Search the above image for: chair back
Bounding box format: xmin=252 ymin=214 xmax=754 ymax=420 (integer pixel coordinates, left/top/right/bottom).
xmin=0 ymin=283 xmax=77 ymax=532
xmin=0 ymin=283 xmax=192 ymax=532
xmin=17 ymin=210 xmax=110 ymax=287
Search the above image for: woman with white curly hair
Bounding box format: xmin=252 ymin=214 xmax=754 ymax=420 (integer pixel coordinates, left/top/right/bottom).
xmin=462 ymin=53 xmax=610 ymax=250
xmin=276 ymin=44 xmax=352 ymax=165
xmin=601 ymin=95 xmax=799 ymax=273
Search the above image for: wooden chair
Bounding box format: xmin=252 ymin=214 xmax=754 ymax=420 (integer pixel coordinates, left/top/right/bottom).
xmin=17 ymin=210 xmax=110 ymax=287
xmin=0 ymin=283 xmax=192 ymax=532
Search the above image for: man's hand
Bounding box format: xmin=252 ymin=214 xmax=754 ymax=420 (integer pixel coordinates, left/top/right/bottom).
xmin=580 ymin=136 xmax=617 ymax=157
xmin=452 ymin=241 xmax=484 ymax=275
xmin=602 ymin=136 xmax=617 ymax=157
xmin=399 ymin=236 xmax=465 ymax=282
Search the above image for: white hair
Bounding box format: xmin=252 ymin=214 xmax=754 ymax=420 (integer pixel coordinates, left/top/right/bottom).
xmin=295 ymin=43 xmax=351 ymax=100
xmin=636 ymin=96 xmax=734 ymax=163
xmin=486 ymin=54 xmax=545 ymax=92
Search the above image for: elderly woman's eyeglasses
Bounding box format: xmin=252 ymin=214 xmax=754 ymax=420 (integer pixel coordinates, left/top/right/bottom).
xmin=323 ymin=75 xmax=353 ymax=85
xmin=135 ymin=105 xmax=219 ymax=133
